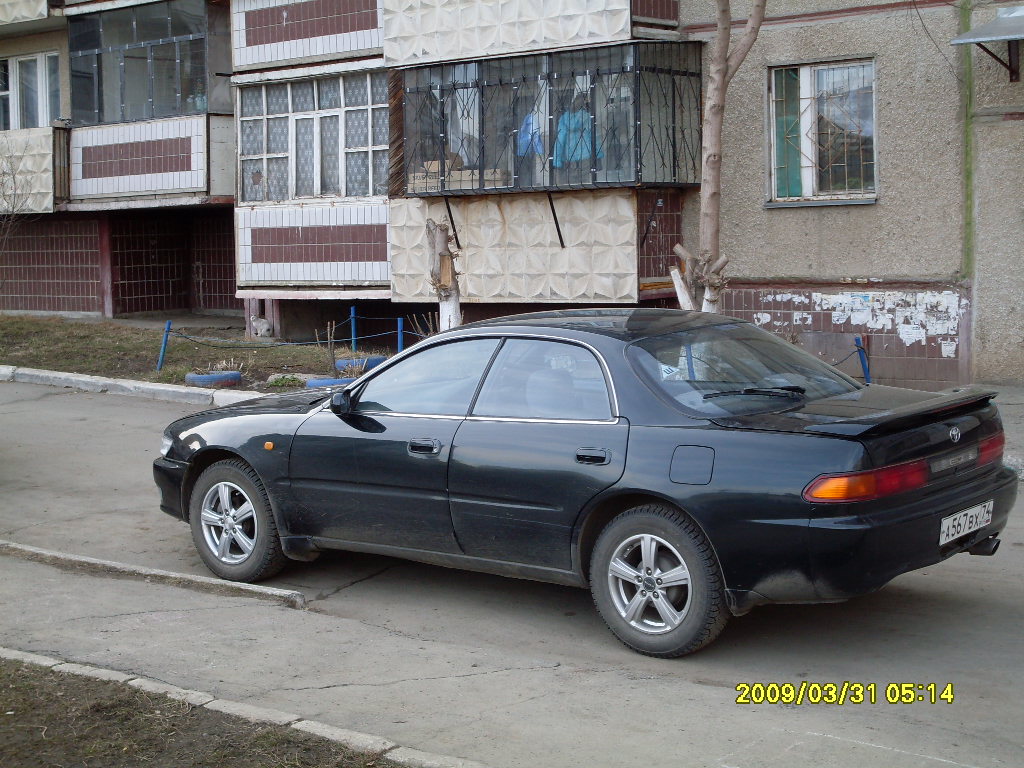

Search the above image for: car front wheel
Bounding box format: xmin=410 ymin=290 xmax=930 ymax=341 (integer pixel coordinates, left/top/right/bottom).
xmin=590 ymin=505 xmax=728 ymax=657
xmin=189 ymin=459 xmax=287 ymax=582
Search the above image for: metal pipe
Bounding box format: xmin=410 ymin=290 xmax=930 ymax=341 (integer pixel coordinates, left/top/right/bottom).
xmin=156 ymin=321 xmax=172 ymax=372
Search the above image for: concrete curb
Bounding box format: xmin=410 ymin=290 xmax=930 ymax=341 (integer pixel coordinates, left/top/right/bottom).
xmin=0 ymin=540 xmax=306 ymax=609
xmin=1 ymin=646 xmax=495 ymax=768
xmin=5 ymin=366 xmax=263 ymax=406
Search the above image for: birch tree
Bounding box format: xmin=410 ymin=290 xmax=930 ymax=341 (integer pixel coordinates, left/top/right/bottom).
xmin=425 ymin=218 xmax=462 ymax=330
xmin=673 ymin=0 xmax=767 ymax=313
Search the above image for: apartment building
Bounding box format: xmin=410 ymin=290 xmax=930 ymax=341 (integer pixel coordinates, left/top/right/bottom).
xmin=0 ymin=0 xmax=237 ymax=317
xmin=1 ymin=0 xmax=1020 ymax=387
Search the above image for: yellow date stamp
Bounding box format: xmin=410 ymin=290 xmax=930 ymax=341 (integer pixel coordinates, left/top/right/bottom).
xmin=735 ymin=681 xmax=955 ymax=705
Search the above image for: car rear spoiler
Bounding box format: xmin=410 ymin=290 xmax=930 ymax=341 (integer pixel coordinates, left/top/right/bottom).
xmin=803 ymin=388 xmax=999 ymax=437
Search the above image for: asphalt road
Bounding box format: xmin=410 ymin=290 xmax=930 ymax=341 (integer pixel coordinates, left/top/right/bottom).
xmin=1 ymin=381 xmax=1022 ymax=768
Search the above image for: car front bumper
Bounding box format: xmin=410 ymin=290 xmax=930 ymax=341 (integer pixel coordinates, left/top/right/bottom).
xmin=153 ymin=456 xmax=189 ymax=520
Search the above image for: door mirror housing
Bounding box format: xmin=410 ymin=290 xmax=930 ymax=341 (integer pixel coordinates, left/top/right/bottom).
xmin=329 ymin=390 xmax=352 ymax=415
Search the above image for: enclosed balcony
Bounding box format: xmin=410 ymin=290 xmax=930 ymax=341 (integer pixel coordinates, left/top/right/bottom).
xmin=401 ymin=41 xmax=701 ymax=197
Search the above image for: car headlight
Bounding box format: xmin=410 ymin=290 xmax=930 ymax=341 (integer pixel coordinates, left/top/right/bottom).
xmin=160 ymin=434 xmax=173 ymax=457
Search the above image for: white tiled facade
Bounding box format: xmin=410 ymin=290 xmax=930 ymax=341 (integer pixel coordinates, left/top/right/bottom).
xmin=232 ymin=0 xmax=383 ymax=71
xmin=70 ymin=116 xmax=207 ymax=199
xmin=236 ymin=203 xmax=391 ymax=285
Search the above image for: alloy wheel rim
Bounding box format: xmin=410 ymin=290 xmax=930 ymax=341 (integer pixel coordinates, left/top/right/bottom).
xmin=607 ymin=533 xmax=691 ymax=634
xmin=199 ymin=481 xmax=258 ymax=565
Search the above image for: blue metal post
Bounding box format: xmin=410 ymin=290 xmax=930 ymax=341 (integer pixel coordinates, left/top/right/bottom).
xmin=156 ymin=321 xmax=172 ymax=371
xmin=397 ymin=317 xmax=404 ymax=352
xmin=350 ymin=305 xmax=357 ymax=353
xmin=854 ymin=336 xmax=871 ymax=383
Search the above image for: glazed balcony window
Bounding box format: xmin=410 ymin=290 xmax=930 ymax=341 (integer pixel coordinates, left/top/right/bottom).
xmin=0 ymin=53 xmax=60 ymax=130
xmin=769 ymin=60 xmax=876 ymax=203
xmin=238 ymin=73 xmax=389 ymax=203
xmin=402 ymin=42 xmax=701 ymax=196
xmin=69 ymin=0 xmax=209 ymax=125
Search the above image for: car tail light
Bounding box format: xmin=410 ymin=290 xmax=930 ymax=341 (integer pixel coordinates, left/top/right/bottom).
xmin=803 ymin=459 xmax=930 ymax=503
xmin=977 ymin=432 xmax=1005 ymax=467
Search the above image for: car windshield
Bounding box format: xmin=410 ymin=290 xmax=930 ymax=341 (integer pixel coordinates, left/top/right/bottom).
xmin=626 ymin=322 xmax=861 ymax=416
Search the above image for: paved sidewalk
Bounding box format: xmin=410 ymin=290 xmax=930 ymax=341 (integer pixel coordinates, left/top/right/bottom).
xmin=992 ymin=385 xmax=1024 ymax=477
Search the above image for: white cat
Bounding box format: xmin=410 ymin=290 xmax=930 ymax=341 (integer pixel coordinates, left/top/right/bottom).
xmin=250 ymin=315 xmax=272 ymax=337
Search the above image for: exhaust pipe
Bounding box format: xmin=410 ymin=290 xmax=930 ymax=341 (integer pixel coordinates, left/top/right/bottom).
xmin=968 ymin=536 xmax=1001 ymax=556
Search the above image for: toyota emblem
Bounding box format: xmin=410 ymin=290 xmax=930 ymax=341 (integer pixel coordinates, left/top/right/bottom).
xmin=949 ymin=426 xmax=961 ymax=443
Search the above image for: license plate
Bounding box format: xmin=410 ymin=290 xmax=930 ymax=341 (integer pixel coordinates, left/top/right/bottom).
xmin=939 ymin=500 xmax=994 ymax=546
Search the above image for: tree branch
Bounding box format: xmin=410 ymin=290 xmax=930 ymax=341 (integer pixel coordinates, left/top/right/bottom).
xmin=725 ymin=0 xmax=767 ymax=85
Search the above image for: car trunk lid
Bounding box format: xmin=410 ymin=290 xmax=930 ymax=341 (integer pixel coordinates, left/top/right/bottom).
xmin=710 ymin=385 xmax=1004 ymax=471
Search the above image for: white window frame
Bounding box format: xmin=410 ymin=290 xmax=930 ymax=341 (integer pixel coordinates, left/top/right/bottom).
xmin=238 ymin=72 xmax=389 ymax=204
xmin=0 ymin=52 xmax=61 ymax=131
xmin=768 ymin=59 xmax=877 ymax=203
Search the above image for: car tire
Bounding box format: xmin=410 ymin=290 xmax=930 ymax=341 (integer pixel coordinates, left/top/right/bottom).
xmin=188 ymin=459 xmax=287 ymax=583
xmin=590 ymin=505 xmax=728 ymax=657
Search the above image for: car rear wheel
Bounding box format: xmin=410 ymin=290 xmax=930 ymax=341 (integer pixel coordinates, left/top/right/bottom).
xmin=189 ymin=459 xmax=287 ymax=582
xmin=590 ymin=505 xmax=728 ymax=657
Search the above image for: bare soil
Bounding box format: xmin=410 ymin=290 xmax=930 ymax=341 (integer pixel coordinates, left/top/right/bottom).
xmin=0 ymin=659 xmax=395 ymax=768
xmin=0 ymin=316 xmax=378 ymax=392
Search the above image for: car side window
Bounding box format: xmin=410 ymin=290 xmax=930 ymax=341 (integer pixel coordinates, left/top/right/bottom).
xmin=354 ymin=338 xmax=500 ymax=416
xmin=472 ymin=339 xmax=612 ymax=421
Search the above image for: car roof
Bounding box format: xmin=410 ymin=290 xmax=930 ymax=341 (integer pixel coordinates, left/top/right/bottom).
xmin=456 ymin=308 xmax=744 ymax=342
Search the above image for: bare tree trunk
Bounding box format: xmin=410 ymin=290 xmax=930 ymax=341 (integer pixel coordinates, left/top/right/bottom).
xmin=426 ymin=218 xmax=462 ymax=330
xmin=672 ymin=0 xmax=767 ymax=313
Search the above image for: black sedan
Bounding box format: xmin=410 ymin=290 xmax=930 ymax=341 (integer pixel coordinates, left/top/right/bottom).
xmin=154 ymin=309 xmax=1017 ymax=656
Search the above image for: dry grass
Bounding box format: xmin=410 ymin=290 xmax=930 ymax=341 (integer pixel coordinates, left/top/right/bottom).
xmin=0 ymin=659 xmax=396 ymax=768
xmin=0 ymin=315 xmax=384 ymax=391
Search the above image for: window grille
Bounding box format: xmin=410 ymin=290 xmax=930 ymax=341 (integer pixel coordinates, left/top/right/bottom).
xmin=238 ymin=72 xmax=389 ymax=203
xmin=770 ymin=60 xmax=876 ymax=201
xmin=69 ymin=0 xmax=208 ymax=126
xmin=402 ymin=42 xmax=701 ymax=196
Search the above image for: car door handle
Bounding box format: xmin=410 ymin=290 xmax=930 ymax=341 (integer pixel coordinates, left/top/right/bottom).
xmin=408 ymin=438 xmax=442 ymax=455
xmin=576 ymin=448 xmax=610 ymax=465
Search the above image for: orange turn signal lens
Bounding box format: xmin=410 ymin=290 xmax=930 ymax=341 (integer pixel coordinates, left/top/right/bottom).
xmin=264 ymin=441 xmax=274 ymax=450
xmin=803 ymin=459 xmax=930 ymax=503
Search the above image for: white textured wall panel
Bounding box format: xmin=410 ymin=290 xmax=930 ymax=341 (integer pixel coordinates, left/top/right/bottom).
xmin=0 ymin=128 xmax=55 ymax=214
xmin=390 ymin=191 xmax=638 ymax=303
xmin=0 ymin=0 xmax=47 ymax=24
xmin=383 ymin=0 xmax=632 ymax=67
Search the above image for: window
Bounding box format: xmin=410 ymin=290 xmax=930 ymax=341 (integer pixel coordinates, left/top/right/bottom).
xmin=353 ymin=339 xmax=500 ymax=416
xmin=770 ymin=60 xmax=876 ymax=201
xmin=403 ymin=42 xmax=701 ymax=196
xmin=473 ymin=339 xmax=612 ymax=421
xmin=0 ymin=53 xmax=61 ymax=130
xmin=69 ymin=0 xmax=207 ymax=126
xmin=626 ymin=323 xmax=859 ymax=417
xmin=239 ymin=73 xmax=389 ymax=203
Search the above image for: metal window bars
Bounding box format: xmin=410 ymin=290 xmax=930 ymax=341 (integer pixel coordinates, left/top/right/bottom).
xmin=403 ymin=42 xmax=702 ymax=197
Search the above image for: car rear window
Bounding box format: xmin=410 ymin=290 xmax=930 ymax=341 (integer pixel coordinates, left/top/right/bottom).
xmin=626 ymin=322 xmax=861 ymax=416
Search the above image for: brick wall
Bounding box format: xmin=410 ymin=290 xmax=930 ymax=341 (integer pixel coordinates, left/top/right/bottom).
xmin=718 ymin=285 xmax=970 ymax=391
xmin=110 ymin=214 xmax=191 ymax=314
xmin=192 ymin=214 xmax=243 ymax=313
xmin=0 ymin=218 xmax=103 ymax=313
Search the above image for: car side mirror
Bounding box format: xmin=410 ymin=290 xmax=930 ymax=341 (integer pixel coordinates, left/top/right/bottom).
xmin=329 ymin=391 xmax=352 ymax=415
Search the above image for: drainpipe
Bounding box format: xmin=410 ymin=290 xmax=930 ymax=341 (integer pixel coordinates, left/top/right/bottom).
xmin=959 ymin=0 xmax=976 ymax=282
